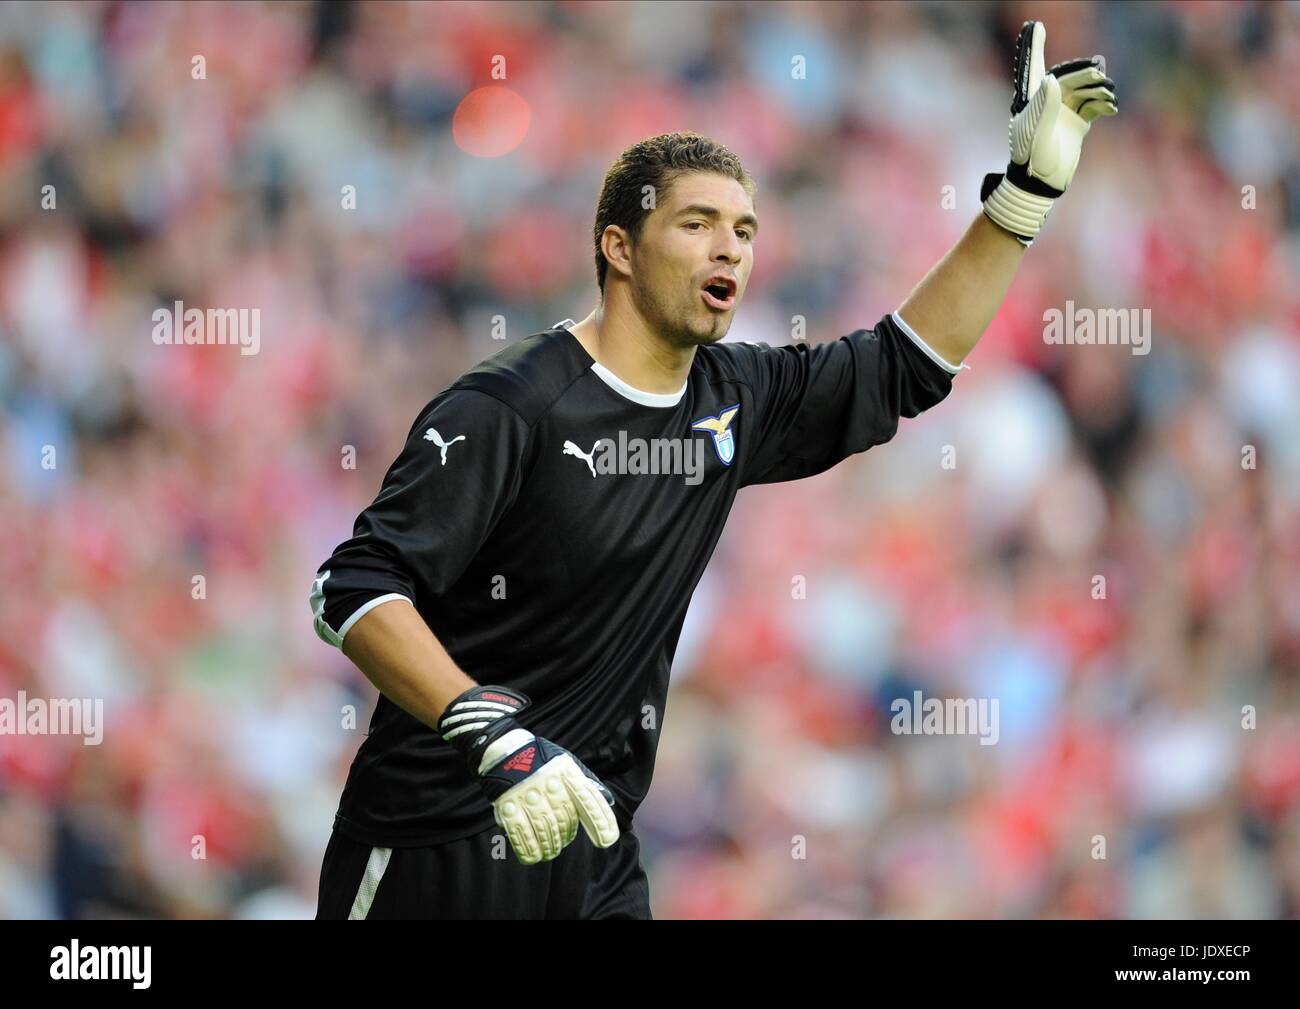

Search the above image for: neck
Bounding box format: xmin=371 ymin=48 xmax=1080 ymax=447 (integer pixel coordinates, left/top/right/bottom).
xmin=568 ymin=297 xmax=697 ymax=396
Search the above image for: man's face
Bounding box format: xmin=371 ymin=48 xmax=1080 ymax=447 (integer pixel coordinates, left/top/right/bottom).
xmin=625 ymin=172 xmax=756 ymax=348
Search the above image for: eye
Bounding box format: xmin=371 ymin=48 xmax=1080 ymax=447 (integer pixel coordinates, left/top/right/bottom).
xmin=736 ymin=228 xmax=753 ymax=241
xmin=684 ymin=221 xmax=706 ymax=231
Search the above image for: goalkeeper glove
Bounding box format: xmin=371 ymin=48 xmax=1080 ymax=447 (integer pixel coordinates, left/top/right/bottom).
xmin=436 ymin=684 xmax=620 ymax=865
xmin=982 ymin=20 xmax=1118 ymax=246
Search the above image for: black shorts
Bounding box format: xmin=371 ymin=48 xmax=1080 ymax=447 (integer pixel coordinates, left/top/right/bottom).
xmin=315 ymin=822 xmax=652 ymax=920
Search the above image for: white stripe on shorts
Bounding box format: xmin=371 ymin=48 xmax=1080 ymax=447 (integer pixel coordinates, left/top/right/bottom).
xmin=348 ymin=846 xmax=393 ymax=920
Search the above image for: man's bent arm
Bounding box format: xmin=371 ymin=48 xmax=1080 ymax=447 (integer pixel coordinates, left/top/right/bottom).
xmin=896 ymin=213 xmax=1025 ymax=368
xmin=341 ymin=599 xmax=476 ymax=729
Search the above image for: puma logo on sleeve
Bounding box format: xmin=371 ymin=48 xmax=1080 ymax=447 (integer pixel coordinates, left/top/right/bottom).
xmin=423 ymin=428 xmax=467 ymax=466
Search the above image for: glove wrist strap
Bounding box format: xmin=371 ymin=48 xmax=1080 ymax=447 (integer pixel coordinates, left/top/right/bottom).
xmin=479 ymin=727 xmax=536 ymax=776
xmin=981 ymin=168 xmax=1059 ymax=246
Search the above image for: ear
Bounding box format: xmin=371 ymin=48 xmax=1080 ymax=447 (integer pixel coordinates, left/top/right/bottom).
xmin=601 ymin=224 xmax=636 ymax=284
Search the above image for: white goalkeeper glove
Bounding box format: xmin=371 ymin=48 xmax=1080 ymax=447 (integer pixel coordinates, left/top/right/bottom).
xmin=982 ymin=20 xmax=1118 ymax=246
xmin=436 ymin=684 xmax=620 ymax=865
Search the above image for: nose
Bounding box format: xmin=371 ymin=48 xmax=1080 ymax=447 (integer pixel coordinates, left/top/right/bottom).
xmin=712 ymin=231 xmax=742 ymax=266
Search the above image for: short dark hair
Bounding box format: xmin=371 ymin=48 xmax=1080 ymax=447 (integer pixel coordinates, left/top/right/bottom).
xmin=593 ymin=132 xmax=756 ymax=296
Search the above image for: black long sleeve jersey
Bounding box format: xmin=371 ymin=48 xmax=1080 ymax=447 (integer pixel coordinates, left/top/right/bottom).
xmin=310 ymin=312 xmax=963 ymax=847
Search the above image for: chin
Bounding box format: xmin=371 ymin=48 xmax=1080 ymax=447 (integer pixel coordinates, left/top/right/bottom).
xmin=689 ymin=313 xmax=733 ymax=345
xmin=706 ymin=317 xmax=735 ymax=342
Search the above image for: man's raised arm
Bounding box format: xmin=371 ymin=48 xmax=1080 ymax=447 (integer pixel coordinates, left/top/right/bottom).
xmin=897 ymin=213 xmax=1025 ymax=369
xmin=899 ymin=20 xmax=1117 ymax=367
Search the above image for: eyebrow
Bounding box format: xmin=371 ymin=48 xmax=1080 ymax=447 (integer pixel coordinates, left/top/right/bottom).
xmin=675 ymin=204 xmax=759 ymax=235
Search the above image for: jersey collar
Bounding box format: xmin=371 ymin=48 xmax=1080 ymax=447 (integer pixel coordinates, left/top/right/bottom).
xmin=553 ymin=318 xmax=688 ymax=409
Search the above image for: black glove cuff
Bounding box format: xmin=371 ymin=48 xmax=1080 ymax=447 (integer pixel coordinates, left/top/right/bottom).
xmin=1005 ymin=159 xmax=1064 ymax=199
xmin=436 ymin=684 xmax=531 ymax=772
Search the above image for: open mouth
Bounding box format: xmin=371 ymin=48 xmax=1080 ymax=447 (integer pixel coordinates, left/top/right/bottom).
xmin=702 ymin=276 xmax=737 ymax=310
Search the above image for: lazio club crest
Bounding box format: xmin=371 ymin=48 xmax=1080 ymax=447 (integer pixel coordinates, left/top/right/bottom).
xmin=691 ymin=404 xmax=740 ymax=466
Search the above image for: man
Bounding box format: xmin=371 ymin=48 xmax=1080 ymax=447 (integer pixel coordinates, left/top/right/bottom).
xmin=310 ymin=22 xmax=1116 ymax=919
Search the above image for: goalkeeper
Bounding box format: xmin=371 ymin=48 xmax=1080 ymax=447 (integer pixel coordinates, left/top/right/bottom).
xmin=311 ymin=21 xmax=1116 ymax=920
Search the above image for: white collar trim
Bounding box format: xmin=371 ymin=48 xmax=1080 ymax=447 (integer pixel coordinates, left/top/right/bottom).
xmin=554 ymin=318 xmax=688 ymax=408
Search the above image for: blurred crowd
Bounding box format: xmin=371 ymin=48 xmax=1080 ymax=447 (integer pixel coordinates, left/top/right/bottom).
xmin=0 ymin=1 xmax=1297 ymax=919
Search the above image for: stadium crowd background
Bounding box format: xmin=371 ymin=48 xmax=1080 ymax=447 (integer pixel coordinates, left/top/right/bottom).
xmin=0 ymin=1 xmax=1296 ymax=919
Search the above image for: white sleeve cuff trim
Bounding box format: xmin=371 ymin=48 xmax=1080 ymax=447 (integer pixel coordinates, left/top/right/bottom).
xmin=310 ymin=570 xmax=342 ymax=648
xmin=336 ymin=594 xmax=415 ymax=645
xmin=891 ymin=311 xmax=970 ymax=374
xmin=312 ymin=568 xmax=416 ymax=649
